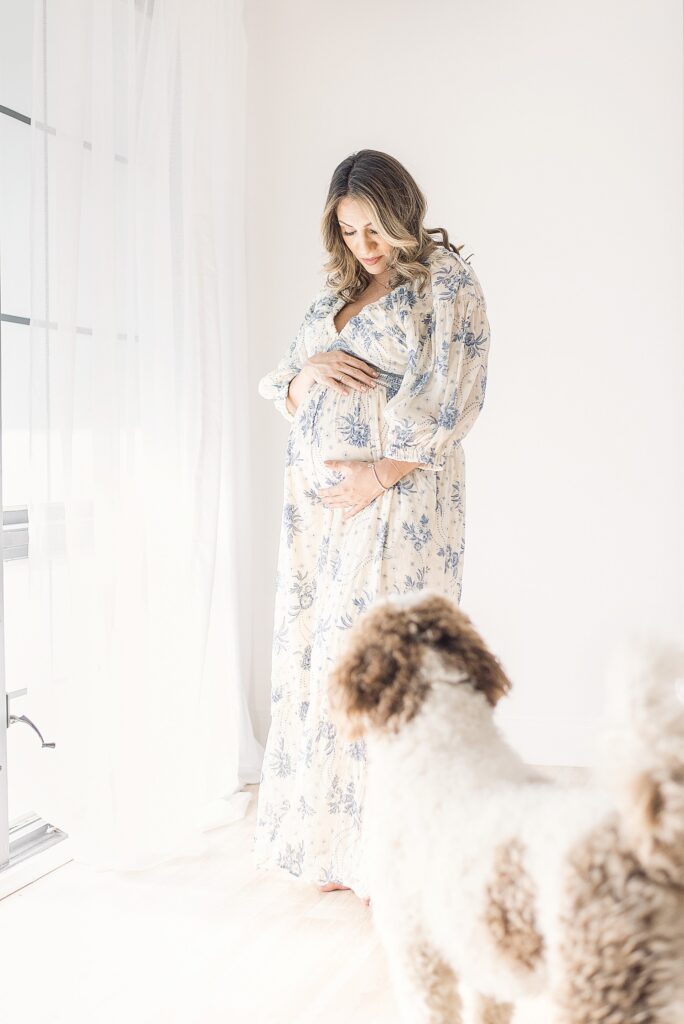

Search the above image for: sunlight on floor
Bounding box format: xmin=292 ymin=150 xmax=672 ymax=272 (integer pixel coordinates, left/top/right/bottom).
xmin=0 ymin=771 xmax=583 ymax=1023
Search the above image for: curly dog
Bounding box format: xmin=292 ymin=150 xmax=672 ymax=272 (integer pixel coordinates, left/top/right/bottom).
xmin=328 ymin=588 xmax=684 ymax=1024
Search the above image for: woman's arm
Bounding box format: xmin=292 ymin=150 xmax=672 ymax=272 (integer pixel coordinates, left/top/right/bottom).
xmin=381 ymin=256 xmax=491 ymax=469
xmin=373 ymin=457 xmax=424 ymax=487
xmin=284 ymin=364 xmax=316 ymax=416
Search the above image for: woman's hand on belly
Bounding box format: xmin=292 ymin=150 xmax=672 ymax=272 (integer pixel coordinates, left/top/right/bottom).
xmin=318 ymin=459 xmax=384 ymax=519
xmin=307 ymin=351 xmax=380 ymax=396
xmin=317 ymin=456 xmax=422 ymax=520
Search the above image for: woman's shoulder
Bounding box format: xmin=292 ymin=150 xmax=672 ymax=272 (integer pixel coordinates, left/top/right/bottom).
xmin=427 ymin=243 xmax=484 ymax=305
xmin=426 ymin=241 xmax=476 ymax=279
xmin=315 ymin=283 xmax=339 ymax=307
xmin=300 ymin=285 xmax=338 ymax=326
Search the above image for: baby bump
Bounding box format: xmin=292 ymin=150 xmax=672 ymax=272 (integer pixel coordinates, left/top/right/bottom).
xmin=290 ymin=372 xmax=401 ymax=490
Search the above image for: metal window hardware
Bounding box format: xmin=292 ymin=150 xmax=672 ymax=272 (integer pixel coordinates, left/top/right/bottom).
xmin=5 ymin=690 xmax=56 ymax=749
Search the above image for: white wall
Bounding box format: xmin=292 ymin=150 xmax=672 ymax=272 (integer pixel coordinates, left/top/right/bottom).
xmin=246 ymin=0 xmax=684 ymax=764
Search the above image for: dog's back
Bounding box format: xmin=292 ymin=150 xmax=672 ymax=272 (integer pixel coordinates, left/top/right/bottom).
xmin=364 ymin=675 xmax=684 ymax=1019
xmin=364 ymin=713 xmax=616 ymax=1007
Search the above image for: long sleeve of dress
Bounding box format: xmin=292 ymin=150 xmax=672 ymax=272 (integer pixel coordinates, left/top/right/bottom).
xmin=381 ymin=258 xmax=491 ymax=472
xmin=257 ymin=296 xmax=318 ymax=423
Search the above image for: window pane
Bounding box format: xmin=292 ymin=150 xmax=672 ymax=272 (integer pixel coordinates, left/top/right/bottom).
xmin=0 ymin=113 xmax=31 ymax=317
xmin=0 ymin=0 xmax=34 ymax=117
xmin=1 ymin=319 xmax=30 ymax=506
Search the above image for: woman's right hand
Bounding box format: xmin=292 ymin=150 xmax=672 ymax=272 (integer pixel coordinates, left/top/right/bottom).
xmin=304 ymin=351 xmax=380 ymax=396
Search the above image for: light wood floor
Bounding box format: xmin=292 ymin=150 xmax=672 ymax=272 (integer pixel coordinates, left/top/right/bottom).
xmin=0 ymin=771 xmax=585 ymax=1023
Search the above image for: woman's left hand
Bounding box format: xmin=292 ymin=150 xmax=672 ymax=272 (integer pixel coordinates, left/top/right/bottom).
xmin=318 ymin=460 xmax=388 ymax=520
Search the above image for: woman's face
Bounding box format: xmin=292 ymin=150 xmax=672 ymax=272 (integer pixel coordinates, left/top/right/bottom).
xmin=336 ymin=196 xmax=392 ymax=277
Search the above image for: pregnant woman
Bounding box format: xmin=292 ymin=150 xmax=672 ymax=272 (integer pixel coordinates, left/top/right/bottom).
xmin=253 ymin=149 xmax=491 ymax=904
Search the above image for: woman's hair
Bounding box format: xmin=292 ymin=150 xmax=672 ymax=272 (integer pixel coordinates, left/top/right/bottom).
xmin=321 ymin=149 xmax=464 ymax=303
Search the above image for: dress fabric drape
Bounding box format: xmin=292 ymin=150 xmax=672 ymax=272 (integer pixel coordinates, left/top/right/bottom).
xmin=252 ymin=244 xmax=491 ymax=895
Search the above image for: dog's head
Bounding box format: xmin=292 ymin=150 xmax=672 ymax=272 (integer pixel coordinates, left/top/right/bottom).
xmin=328 ymin=589 xmax=511 ymax=740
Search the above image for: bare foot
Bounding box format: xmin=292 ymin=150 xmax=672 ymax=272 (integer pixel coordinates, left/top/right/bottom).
xmin=318 ymin=882 xmax=371 ymax=906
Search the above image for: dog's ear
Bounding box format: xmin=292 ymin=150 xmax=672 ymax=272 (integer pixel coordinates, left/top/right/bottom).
xmin=328 ymin=592 xmax=511 ymax=739
xmin=421 ymin=596 xmax=512 ymax=708
xmin=328 ymin=598 xmax=428 ymax=739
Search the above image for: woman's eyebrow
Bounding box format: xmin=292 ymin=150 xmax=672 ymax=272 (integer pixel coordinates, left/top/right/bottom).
xmin=337 ymin=219 xmax=373 ymax=227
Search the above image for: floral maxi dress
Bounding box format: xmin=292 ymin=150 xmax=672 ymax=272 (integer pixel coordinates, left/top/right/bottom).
xmin=252 ymin=244 xmax=491 ymax=897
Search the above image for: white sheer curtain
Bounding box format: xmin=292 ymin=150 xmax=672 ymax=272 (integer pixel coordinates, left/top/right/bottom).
xmin=26 ymin=0 xmax=262 ymax=870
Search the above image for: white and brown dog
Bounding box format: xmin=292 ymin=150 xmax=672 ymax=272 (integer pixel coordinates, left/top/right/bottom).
xmin=328 ymin=588 xmax=684 ymax=1024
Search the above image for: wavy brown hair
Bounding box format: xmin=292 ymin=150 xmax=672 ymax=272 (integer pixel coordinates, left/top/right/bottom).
xmin=321 ymin=149 xmax=465 ymax=303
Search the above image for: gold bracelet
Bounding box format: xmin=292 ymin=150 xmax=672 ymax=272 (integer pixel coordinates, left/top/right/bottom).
xmin=370 ymin=462 xmax=390 ymax=491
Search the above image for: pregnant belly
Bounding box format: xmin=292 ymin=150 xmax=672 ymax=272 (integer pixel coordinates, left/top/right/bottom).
xmin=290 ymin=377 xmax=396 ymax=490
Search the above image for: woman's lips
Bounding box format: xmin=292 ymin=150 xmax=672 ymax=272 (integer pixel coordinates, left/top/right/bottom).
xmin=362 ymin=256 xmax=382 ymax=264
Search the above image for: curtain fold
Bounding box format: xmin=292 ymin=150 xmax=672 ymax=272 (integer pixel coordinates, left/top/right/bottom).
xmin=26 ymin=0 xmax=262 ymax=870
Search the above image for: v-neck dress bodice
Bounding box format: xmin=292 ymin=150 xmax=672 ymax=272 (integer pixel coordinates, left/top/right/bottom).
xmin=253 ymin=243 xmax=491 ymax=895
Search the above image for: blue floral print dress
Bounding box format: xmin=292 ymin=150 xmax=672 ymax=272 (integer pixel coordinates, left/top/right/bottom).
xmin=252 ymin=243 xmax=491 ymax=897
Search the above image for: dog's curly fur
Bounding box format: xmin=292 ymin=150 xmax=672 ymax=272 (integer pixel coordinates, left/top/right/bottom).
xmin=328 ymin=588 xmax=684 ymax=1024
xmin=328 ymin=592 xmax=511 ymax=739
xmin=484 ymin=838 xmax=545 ymax=974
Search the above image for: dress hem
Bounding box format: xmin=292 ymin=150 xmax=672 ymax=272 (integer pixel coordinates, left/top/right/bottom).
xmin=251 ymin=849 xmax=370 ymax=900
